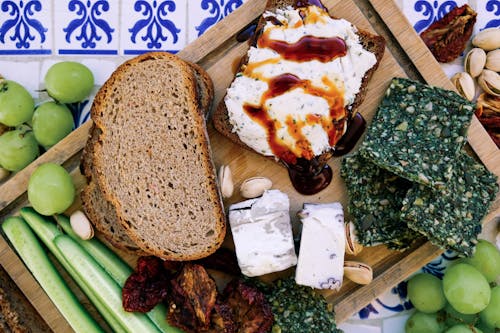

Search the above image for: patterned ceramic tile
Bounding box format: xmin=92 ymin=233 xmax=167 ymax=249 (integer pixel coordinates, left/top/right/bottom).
xmin=54 ymin=0 xmax=119 ymax=55
xmin=402 ymin=0 xmax=468 ymax=33
xmin=0 ymin=0 xmax=52 ymax=55
xmin=187 ymin=0 xmax=247 ymax=43
xmin=474 ymin=0 xmax=500 ymax=31
xmin=120 ymin=0 xmax=187 ymax=55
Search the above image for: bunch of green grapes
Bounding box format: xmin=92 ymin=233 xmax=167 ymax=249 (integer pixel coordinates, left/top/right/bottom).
xmin=405 ymin=239 xmax=500 ymax=333
xmin=0 ymin=62 xmax=94 ymax=176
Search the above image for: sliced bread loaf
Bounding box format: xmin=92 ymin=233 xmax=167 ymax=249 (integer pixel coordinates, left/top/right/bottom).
xmin=88 ymin=52 xmax=225 ymax=261
xmin=80 ymin=60 xmax=215 ymax=255
xmin=213 ymin=0 xmax=385 ymax=160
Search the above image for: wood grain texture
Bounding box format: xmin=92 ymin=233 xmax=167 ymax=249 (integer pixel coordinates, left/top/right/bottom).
xmin=0 ymin=0 xmax=498 ymax=331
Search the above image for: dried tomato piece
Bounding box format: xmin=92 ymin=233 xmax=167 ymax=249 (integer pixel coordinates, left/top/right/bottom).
xmin=222 ymin=279 xmax=274 ymax=333
xmin=193 ymin=247 xmax=241 ymax=276
xmin=420 ymin=4 xmax=476 ymax=63
xmin=206 ymin=300 xmax=237 ymax=333
xmin=122 ymin=256 xmax=171 ymax=312
xmin=167 ymin=263 xmax=218 ymax=333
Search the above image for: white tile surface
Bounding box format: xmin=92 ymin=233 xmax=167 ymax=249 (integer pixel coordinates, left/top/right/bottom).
xmin=338 ymin=322 xmax=382 ymax=333
xmin=474 ymin=0 xmax=500 ymax=31
xmin=382 ymin=313 xmax=412 ymax=333
xmin=402 ymin=0 xmax=469 ymax=33
xmin=0 ymin=61 xmax=41 ymax=96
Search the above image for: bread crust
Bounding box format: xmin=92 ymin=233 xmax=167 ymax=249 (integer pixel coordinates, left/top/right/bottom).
xmin=212 ymin=1 xmax=386 ymax=159
xmin=82 ymin=52 xmax=224 ymax=260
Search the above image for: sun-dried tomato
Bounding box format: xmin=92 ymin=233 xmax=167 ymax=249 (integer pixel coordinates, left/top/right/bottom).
xmin=221 ymin=279 xmax=274 ymax=333
xmin=193 ymin=247 xmax=241 ymax=276
xmin=420 ymin=4 xmax=476 ymax=63
xmin=167 ymin=263 xmax=218 ymax=333
xmin=122 ymin=256 xmax=171 ymax=312
xmin=206 ymin=299 xmax=237 ymax=333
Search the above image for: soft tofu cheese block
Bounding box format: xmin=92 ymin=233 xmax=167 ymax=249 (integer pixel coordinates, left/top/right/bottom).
xmin=295 ymin=202 xmax=345 ymax=290
xmin=228 ymin=190 xmax=297 ymax=277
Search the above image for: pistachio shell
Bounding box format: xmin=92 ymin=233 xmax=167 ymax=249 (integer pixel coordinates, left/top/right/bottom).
xmin=478 ymin=69 xmax=500 ymax=97
xmin=345 ymin=221 xmax=363 ymax=256
xmin=472 ymin=28 xmax=500 ymax=51
xmin=344 ymin=261 xmax=373 ymax=285
xmin=485 ymin=49 xmax=500 ymax=72
xmin=70 ymin=210 xmax=94 ymax=240
xmin=0 ymin=167 xmax=10 ymax=182
xmin=464 ymin=48 xmax=486 ymax=78
xmin=240 ymin=176 xmax=272 ymax=198
xmin=451 ymin=72 xmax=476 ymax=101
xmin=218 ymin=165 xmax=234 ymax=199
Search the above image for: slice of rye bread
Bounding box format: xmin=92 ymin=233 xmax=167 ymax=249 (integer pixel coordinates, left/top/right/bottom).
xmin=212 ymin=0 xmax=386 ymax=156
xmin=89 ymin=52 xmax=225 ymax=261
xmin=80 ymin=61 xmax=215 ymax=255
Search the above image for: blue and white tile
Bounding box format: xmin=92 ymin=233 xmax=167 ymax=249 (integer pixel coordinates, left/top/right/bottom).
xmin=54 ymin=0 xmax=119 ymax=56
xmin=0 ymin=60 xmax=40 ymax=96
xmin=402 ymin=0 xmax=468 ymax=34
xmin=187 ymin=0 xmax=248 ymax=43
xmin=474 ymin=0 xmax=500 ymax=31
xmin=0 ymin=0 xmax=52 ymax=55
xmin=120 ymin=0 xmax=187 ymax=55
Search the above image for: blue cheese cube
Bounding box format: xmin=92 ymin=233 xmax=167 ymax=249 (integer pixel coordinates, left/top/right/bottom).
xmin=228 ymin=190 xmax=297 ymax=277
xmin=295 ymin=203 xmax=345 ymax=290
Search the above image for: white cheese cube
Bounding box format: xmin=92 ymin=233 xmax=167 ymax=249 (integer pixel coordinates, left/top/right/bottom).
xmin=295 ymin=202 xmax=345 ymax=290
xmin=229 ymin=190 xmax=297 ymax=277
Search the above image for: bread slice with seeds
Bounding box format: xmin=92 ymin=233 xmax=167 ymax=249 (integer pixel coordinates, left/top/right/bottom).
xmin=82 ymin=52 xmax=224 ymax=260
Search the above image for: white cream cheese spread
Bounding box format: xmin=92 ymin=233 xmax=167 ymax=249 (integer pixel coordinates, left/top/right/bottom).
xmin=225 ymin=5 xmax=377 ymax=162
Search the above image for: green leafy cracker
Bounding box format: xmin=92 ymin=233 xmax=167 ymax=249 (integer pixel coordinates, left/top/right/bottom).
xmin=401 ymin=153 xmax=498 ymax=256
xmin=341 ymin=152 xmax=419 ymax=250
xmin=359 ymin=78 xmax=475 ymax=188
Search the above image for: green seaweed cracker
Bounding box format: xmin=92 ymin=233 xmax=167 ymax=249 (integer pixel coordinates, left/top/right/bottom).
xmin=401 ymin=153 xmax=498 ymax=256
xmin=359 ymin=77 xmax=475 ymax=188
xmin=341 ymin=152 xmax=419 ymax=250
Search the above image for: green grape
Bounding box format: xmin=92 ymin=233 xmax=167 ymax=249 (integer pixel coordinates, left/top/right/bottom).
xmin=27 ymin=163 xmax=75 ymax=215
xmin=443 ymin=263 xmax=491 ymax=315
xmin=0 ymin=127 xmax=39 ymax=171
xmin=405 ymin=311 xmax=446 ymax=333
xmin=444 ymin=303 xmax=478 ymax=327
xmin=0 ymin=80 xmax=35 ymax=126
xmin=44 ymin=62 xmax=94 ymax=103
xmin=408 ymin=273 xmax=447 ymax=313
xmin=476 ymin=320 xmax=496 ymax=333
xmin=445 ymin=324 xmax=483 ymax=333
xmin=466 ymin=240 xmax=500 ymax=283
xmin=32 ymin=101 xmax=74 ymax=148
xmin=480 ymin=286 xmax=500 ymax=329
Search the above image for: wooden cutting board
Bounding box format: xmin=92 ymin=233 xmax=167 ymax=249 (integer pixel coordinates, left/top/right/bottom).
xmin=0 ymin=0 xmax=498 ymax=331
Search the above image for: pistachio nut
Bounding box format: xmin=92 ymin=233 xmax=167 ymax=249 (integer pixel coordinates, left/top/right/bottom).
xmin=240 ymin=176 xmax=272 ymax=198
xmin=218 ymin=165 xmax=234 ymax=199
xmin=476 ymin=93 xmax=500 ymax=118
xmin=344 ymin=261 xmax=373 ymax=285
xmin=472 ymin=28 xmax=500 ymax=51
xmin=0 ymin=167 xmax=10 ymax=182
xmin=464 ymin=48 xmax=486 ymax=78
xmin=478 ymin=69 xmax=500 ymax=97
xmin=70 ymin=210 xmax=94 ymax=240
xmin=345 ymin=221 xmax=363 ymax=256
xmin=451 ymin=72 xmax=476 ymax=101
xmin=485 ymin=49 xmax=500 ymax=72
